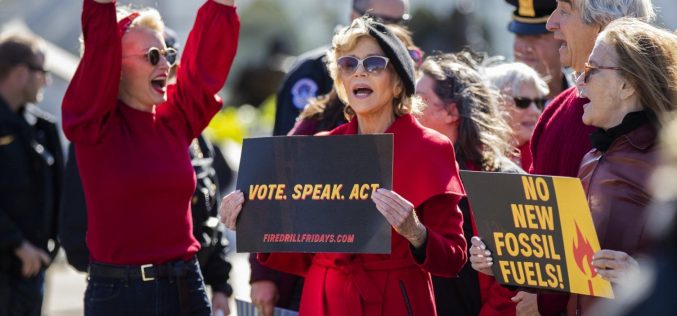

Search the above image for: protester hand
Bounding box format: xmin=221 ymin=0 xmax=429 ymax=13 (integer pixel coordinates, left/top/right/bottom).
xmin=371 ymin=188 xmax=427 ymax=248
xmin=469 ymin=236 xmax=494 ymax=276
xmin=512 ymin=291 xmax=540 ymax=316
xmin=592 ymin=249 xmax=639 ymax=283
xmin=212 ymin=0 xmax=235 ymax=6
xmin=219 ymin=190 xmax=244 ymax=230
xmin=211 ymin=291 xmax=230 ymax=316
xmin=251 ymin=280 xmax=279 ymax=316
xmin=14 ymin=241 xmax=51 ymax=278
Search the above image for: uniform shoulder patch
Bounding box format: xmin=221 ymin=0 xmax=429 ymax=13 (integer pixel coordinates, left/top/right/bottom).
xmin=291 ymin=78 xmax=319 ymax=110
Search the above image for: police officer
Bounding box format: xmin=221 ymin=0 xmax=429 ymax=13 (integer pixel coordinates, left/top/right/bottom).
xmin=506 ymin=0 xmax=569 ymax=100
xmin=271 ymin=0 xmax=410 ymax=136
xmin=0 ymin=34 xmax=63 ymax=316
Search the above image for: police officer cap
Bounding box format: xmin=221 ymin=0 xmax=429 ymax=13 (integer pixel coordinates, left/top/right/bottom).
xmin=364 ymin=18 xmax=416 ymax=97
xmin=505 ymin=0 xmax=557 ymax=35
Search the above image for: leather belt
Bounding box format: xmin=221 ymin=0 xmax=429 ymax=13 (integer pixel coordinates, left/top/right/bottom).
xmin=88 ymin=257 xmax=197 ymax=282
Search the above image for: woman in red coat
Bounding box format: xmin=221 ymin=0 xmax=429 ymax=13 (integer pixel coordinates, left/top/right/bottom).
xmin=221 ymin=17 xmax=467 ymax=316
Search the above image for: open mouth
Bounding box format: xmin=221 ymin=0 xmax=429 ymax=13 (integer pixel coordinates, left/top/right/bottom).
xmin=352 ymin=84 xmax=373 ymax=99
xmin=151 ymin=75 xmax=167 ymax=94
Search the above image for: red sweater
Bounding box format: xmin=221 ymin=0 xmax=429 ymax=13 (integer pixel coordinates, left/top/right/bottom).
xmin=259 ymin=114 xmax=467 ymax=316
xmin=529 ymin=87 xmax=595 ymax=177
xmin=61 ymin=0 xmax=239 ymax=265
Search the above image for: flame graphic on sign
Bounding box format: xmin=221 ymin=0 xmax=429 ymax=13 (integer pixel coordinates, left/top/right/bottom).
xmin=572 ymin=222 xmax=596 ymax=295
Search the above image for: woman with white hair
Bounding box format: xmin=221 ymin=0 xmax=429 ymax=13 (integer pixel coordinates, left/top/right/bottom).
xmin=61 ymin=0 xmax=239 ymax=315
xmin=483 ymin=62 xmax=549 ymax=169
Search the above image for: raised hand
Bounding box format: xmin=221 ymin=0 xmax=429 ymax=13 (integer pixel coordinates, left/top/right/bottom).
xmin=469 ymin=236 xmax=494 ymax=276
xmin=219 ymin=190 xmax=244 ymax=230
xmin=371 ymin=188 xmax=427 ymax=248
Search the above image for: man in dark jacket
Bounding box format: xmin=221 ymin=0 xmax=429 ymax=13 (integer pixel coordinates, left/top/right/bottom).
xmin=0 ymin=34 xmax=63 ymax=316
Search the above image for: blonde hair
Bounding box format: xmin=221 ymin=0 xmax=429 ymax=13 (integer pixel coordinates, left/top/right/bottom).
xmin=117 ymin=6 xmax=165 ymax=35
xmin=326 ymin=17 xmax=421 ymax=119
xmin=600 ymin=18 xmax=677 ymax=126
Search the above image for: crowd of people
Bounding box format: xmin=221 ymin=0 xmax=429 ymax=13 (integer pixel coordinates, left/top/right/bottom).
xmin=1 ymin=0 xmax=676 ymax=315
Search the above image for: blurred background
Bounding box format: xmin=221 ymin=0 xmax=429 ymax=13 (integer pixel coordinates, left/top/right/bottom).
xmin=1 ymin=0 xmax=676 ymax=315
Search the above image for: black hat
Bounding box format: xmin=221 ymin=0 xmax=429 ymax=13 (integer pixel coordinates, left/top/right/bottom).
xmin=364 ymin=19 xmax=416 ymax=96
xmin=505 ymin=0 xmax=556 ymax=35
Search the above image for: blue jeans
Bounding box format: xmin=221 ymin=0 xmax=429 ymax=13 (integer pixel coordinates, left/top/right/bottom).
xmin=84 ymin=258 xmax=211 ymax=316
xmin=0 ymin=271 xmax=45 ymax=316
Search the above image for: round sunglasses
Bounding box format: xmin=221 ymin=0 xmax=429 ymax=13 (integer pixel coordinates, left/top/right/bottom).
xmin=124 ymin=47 xmax=178 ymax=67
xmin=513 ymin=97 xmax=546 ymax=110
xmin=337 ymin=56 xmax=389 ymax=75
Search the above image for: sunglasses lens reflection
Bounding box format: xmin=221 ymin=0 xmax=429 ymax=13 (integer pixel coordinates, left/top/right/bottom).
xmin=363 ymin=57 xmax=387 ymax=73
xmin=147 ymin=48 xmax=160 ymax=66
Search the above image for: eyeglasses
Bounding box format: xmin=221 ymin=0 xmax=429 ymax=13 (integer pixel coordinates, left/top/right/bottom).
xmin=124 ymin=47 xmax=178 ymax=67
xmin=337 ymin=56 xmax=389 ymax=75
xmin=353 ymin=7 xmax=410 ymax=25
xmin=513 ymin=97 xmax=546 ymax=110
xmin=409 ymin=48 xmax=424 ymax=68
xmin=582 ymin=62 xmax=622 ymax=83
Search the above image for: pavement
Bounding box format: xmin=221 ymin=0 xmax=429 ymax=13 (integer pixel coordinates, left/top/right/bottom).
xmin=44 ymin=231 xmax=252 ymax=316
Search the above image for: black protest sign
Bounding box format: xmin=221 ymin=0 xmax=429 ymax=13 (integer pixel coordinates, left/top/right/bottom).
xmin=460 ymin=171 xmax=613 ymax=298
xmin=236 ymin=134 xmax=393 ymax=253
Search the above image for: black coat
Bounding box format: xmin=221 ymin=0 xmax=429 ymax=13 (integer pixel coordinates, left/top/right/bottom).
xmin=58 ymin=135 xmax=233 ymax=295
xmin=0 ymin=98 xmax=63 ymax=275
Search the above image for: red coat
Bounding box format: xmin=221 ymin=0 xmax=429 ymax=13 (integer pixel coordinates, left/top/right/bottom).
xmin=259 ymin=114 xmax=467 ymax=316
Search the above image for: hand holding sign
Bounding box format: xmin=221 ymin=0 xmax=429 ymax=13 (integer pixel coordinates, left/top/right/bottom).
xmin=219 ymin=190 xmax=244 ymax=230
xmin=469 ymin=236 xmax=493 ymax=276
xmin=371 ymin=188 xmax=427 ymax=248
xmin=591 ymin=250 xmax=639 ymax=284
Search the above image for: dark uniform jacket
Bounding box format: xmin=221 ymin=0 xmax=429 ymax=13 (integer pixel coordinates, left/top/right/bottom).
xmin=58 ymin=135 xmax=233 ymax=296
xmin=272 ymin=46 xmax=334 ymax=136
xmin=0 ymin=97 xmax=63 ymax=275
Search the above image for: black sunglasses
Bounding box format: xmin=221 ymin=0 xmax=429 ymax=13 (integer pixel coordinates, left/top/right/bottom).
xmin=337 ymin=56 xmax=389 ymax=75
xmin=583 ymin=62 xmax=622 ymax=84
xmin=513 ymin=97 xmax=546 ymax=110
xmin=125 ymin=47 xmax=177 ymax=67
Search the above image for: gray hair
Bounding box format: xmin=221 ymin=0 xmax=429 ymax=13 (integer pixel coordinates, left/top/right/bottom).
xmin=578 ymin=0 xmax=655 ymax=28
xmin=482 ymin=62 xmax=549 ymax=98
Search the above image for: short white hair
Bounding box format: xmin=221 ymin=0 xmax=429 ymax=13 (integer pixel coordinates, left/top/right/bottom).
xmin=482 ymin=62 xmax=549 ymax=98
xmin=578 ymin=0 xmax=655 ymax=28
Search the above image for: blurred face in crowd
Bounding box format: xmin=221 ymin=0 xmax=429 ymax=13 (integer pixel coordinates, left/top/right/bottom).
xmin=576 ymin=38 xmax=634 ymax=129
xmin=351 ymin=0 xmax=407 ymax=24
xmin=514 ymin=33 xmax=563 ymax=80
xmin=415 ymin=74 xmax=457 ymax=140
xmin=338 ymin=36 xmax=399 ymax=121
xmin=546 ymin=0 xmax=600 ymax=72
xmin=22 ymin=53 xmax=48 ymax=104
xmin=119 ymin=27 xmax=170 ymax=111
xmin=501 ymin=84 xmax=543 ymax=146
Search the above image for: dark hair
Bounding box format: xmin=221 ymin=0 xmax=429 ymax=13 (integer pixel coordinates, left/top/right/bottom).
xmin=0 ymin=35 xmax=43 ymax=81
xmin=419 ymin=52 xmax=514 ymax=171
